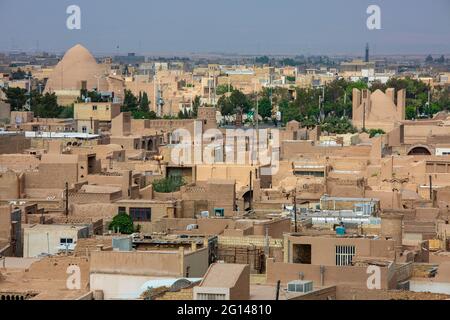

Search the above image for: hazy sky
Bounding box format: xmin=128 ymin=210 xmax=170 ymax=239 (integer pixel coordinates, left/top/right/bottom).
xmin=0 ymin=0 xmax=449 ymax=56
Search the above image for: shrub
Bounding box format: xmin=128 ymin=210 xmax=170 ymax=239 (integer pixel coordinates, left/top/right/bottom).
xmin=368 ymin=128 xmax=385 ymax=138
xmin=152 ymin=176 xmax=186 ymax=193
xmin=108 ymin=212 xmax=135 ymax=234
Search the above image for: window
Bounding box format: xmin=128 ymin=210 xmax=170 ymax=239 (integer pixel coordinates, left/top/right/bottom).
xmin=214 ymin=208 xmax=224 ymax=217
xmin=129 ymin=207 xmax=151 ymax=222
xmin=196 ymin=293 xmax=226 ymax=300
xmin=60 ymin=238 xmax=74 ymax=245
xmin=92 ymin=105 xmax=97 ymax=111
xmin=82 ymin=126 xmax=87 ymax=133
xmin=293 ymin=244 xmax=311 ymax=264
xmin=118 ymin=207 xmax=126 ymax=214
xmin=294 ymin=170 xmax=325 ymax=177
xmin=335 ymin=245 xmax=355 ymax=266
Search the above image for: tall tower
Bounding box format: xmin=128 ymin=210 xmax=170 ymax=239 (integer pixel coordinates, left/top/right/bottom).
xmin=365 ymin=43 xmax=370 ymax=63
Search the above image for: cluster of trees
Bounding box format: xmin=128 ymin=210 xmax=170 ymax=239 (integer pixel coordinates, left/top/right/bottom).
xmin=152 ymin=176 xmax=186 ymax=193
xmin=1 ymin=87 xmax=73 ymax=118
xmin=215 ymin=76 xmax=449 ymax=134
xmin=122 ymin=90 xmax=202 ymax=120
xmin=217 ymin=89 xmax=253 ymax=116
xmin=3 ymin=74 xmax=448 ymax=134
xmin=10 ymin=68 xmax=29 ymax=80
xmin=216 ymin=84 xmax=234 ymax=95
xmin=368 ymin=128 xmax=385 ymax=138
xmin=177 ymin=96 xmax=200 ymax=119
xmin=77 ymin=89 xmax=109 ymax=103
xmin=121 ymin=89 xmax=158 ymax=119
xmin=254 ymin=55 xmax=336 ymax=67
xmin=425 ymin=54 xmax=447 ymax=64
xmin=368 ymin=78 xmax=449 ymax=119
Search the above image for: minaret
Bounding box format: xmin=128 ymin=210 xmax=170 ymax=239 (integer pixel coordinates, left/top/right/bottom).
xmin=365 ymin=43 xmax=370 ymax=63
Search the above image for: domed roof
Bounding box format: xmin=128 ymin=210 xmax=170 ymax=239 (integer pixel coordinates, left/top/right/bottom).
xmin=44 ymin=44 xmax=108 ymax=93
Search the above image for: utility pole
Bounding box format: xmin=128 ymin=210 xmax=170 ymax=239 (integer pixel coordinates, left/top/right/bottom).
xmin=255 ymin=81 xmax=259 ymax=131
xmin=427 ymin=90 xmax=431 ymax=118
xmin=249 ymin=170 xmax=253 ymax=211
xmin=65 ymin=182 xmax=69 ymax=221
xmin=293 ymin=188 xmax=297 ymax=233
xmin=319 ymin=86 xmax=325 ymax=122
xmin=275 ymin=280 xmax=281 ymax=300
xmin=362 ymin=100 xmax=366 ymax=131
xmin=429 ymin=175 xmax=433 ymax=200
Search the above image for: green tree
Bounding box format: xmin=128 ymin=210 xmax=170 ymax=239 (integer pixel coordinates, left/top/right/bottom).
xmin=257 ymin=97 xmax=272 ymax=119
xmin=139 ymin=91 xmax=150 ymax=112
xmin=285 ymin=76 xmax=296 ymax=83
xmin=280 ymin=58 xmax=297 ymax=66
xmin=132 ymin=110 xmax=158 ymax=119
xmin=122 ymin=89 xmax=139 ymax=113
xmin=2 ymin=87 xmax=27 ymax=110
xmin=32 ymin=93 xmax=61 ymax=118
xmin=192 ymin=96 xmax=200 ymax=117
xmin=216 ymin=84 xmax=233 ymax=95
xmin=255 ymin=56 xmax=269 ymax=64
xmin=58 ymin=105 xmax=74 ymax=118
xmin=406 ymin=106 xmax=416 ymax=119
xmin=177 ymin=108 xmax=192 ymax=119
xmin=218 ymin=89 xmax=252 ymax=116
xmin=370 ymin=81 xmax=387 ymax=92
xmin=368 ymin=128 xmax=385 ymax=138
xmin=108 ymin=212 xmax=135 ymax=234
xmin=436 ymin=55 xmax=446 ymax=64
xmin=10 ymin=68 xmax=27 ymax=80
xmin=152 ymin=176 xmax=186 ymax=193
xmin=321 ymin=116 xmax=357 ymax=134
xmin=385 ymin=77 xmax=431 ymax=119
xmin=78 ymin=89 xmax=105 ymax=103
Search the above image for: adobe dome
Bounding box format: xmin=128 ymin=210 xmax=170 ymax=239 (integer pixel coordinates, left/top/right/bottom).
xmin=44 ymin=44 xmax=108 ymax=93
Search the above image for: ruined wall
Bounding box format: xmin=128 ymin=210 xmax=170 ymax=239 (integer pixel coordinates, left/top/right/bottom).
xmin=0 ymin=171 xmax=21 ymax=199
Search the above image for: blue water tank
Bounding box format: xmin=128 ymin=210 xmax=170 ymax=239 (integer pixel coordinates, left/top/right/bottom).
xmin=336 ymin=226 xmax=346 ymax=236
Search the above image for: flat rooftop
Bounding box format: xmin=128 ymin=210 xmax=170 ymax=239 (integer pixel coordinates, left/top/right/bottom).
xmin=23 ymin=224 xmax=87 ymax=231
xmin=3 ymin=131 xmax=100 ymax=139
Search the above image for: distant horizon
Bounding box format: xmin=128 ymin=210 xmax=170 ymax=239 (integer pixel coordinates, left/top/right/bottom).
xmin=1 ymin=46 xmax=449 ymax=60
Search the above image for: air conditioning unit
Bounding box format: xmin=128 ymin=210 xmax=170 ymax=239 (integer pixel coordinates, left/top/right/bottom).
xmin=200 ymin=211 xmax=209 ymax=218
xmin=287 ymin=280 xmax=313 ymax=294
